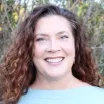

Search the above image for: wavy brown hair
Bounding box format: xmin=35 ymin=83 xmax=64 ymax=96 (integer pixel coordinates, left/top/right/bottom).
xmin=1 ymin=4 xmax=101 ymax=104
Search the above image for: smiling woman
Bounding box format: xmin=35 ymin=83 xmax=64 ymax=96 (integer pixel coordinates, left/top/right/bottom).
xmin=1 ymin=4 xmax=104 ymax=104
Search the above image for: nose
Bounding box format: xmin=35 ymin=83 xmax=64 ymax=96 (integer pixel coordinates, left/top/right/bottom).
xmin=46 ymin=39 xmax=61 ymax=53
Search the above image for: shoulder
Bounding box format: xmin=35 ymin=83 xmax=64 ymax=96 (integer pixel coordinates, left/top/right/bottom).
xmin=81 ymin=86 xmax=104 ymax=97
xmin=81 ymin=86 xmax=104 ymax=93
xmin=78 ymin=86 xmax=104 ymax=104
xmin=87 ymin=86 xmax=104 ymax=92
xmin=18 ymin=89 xmax=35 ymax=104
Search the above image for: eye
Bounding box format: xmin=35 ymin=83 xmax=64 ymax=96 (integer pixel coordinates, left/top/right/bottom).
xmin=36 ymin=38 xmax=46 ymax=42
xmin=60 ymin=35 xmax=69 ymax=39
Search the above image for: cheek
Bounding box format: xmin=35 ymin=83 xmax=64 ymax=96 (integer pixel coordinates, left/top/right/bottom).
xmin=61 ymin=41 xmax=75 ymax=55
xmin=33 ymin=44 xmax=46 ymax=58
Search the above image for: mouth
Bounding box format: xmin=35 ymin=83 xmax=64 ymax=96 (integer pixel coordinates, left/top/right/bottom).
xmin=44 ymin=57 xmax=64 ymax=65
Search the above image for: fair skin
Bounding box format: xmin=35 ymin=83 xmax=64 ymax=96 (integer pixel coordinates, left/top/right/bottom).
xmin=30 ymin=15 xmax=90 ymax=89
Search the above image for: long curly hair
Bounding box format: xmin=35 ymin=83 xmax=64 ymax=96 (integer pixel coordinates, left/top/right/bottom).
xmin=1 ymin=4 xmax=101 ymax=104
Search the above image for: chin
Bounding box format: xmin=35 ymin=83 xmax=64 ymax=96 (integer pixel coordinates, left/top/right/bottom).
xmin=46 ymin=72 xmax=67 ymax=80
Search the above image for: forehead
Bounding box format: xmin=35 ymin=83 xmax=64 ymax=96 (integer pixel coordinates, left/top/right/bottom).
xmin=34 ymin=15 xmax=72 ymax=35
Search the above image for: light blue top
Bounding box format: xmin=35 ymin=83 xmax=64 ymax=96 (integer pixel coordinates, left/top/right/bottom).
xmin=18 ymin=86 xmax=104 ymax=104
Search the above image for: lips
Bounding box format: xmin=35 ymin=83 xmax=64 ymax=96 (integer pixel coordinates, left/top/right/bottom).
xmin=44 ymin=57 xmax=64 ymax=63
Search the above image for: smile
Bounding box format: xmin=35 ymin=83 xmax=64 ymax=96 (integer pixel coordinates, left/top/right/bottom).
xmin=44 ymin=57 xmax=64 ymax=63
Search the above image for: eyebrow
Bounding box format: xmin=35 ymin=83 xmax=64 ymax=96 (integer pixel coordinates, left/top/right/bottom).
xmin=57 ymin=31 xmax=69 ymax=35
xmin=35 ymin=31 xmax=69 ymax=37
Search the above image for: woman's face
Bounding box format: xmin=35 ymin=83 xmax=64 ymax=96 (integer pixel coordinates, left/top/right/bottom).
xmin=33 ymin=15 xmax=75 ymax=81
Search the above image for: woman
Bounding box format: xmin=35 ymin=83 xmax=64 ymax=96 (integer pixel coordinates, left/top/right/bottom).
xmin=1 ymin=4 xmax=104 ymax=104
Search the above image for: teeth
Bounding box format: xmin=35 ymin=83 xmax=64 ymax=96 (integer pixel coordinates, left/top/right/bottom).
xmin=45 ymin=58 xmax=63 ymax=63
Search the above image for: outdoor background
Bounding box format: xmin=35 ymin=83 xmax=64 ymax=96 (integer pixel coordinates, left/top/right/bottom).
xmin=0 ymin=0 xmax=104 ymax=100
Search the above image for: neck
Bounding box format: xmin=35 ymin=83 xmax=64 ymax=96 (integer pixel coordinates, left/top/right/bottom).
xmin=30 ymin=73 xmax=89 ymax=90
